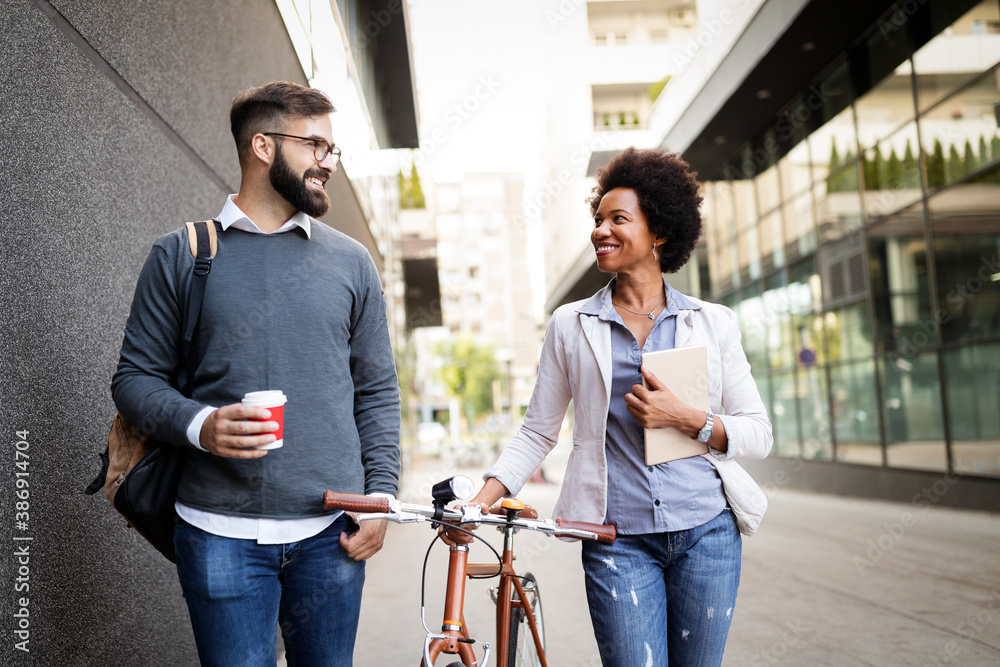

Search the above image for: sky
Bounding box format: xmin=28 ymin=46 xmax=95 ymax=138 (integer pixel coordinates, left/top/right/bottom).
xmin=404 ymin=0 xmax=582 ymax=181
xmin=404 ymin=0 xmax=588 ymax=307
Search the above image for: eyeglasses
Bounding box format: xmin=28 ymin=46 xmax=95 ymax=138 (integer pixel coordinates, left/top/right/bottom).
xmin=264 ymin=133 xmax=342 ymax=164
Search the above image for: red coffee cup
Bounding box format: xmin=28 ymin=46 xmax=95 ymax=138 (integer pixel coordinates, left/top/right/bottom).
xmin=241 ymin=390 xmax=288 ymax=450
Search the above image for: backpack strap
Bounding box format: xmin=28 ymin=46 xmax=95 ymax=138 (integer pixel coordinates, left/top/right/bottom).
xmin=185 ymin=220 xmax=218 ymax=260
xmin=181 ymin=220 xmax=217 ymax=347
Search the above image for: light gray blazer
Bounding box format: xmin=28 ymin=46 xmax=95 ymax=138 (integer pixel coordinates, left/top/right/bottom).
xmin=486 ymin=284 xmax=773 ymax=536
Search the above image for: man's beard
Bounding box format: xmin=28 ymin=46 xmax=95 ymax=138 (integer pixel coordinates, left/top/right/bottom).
xmin=269 ymin=146 xmax=330 ymax=217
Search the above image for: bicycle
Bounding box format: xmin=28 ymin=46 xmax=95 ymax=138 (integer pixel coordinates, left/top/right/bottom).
xmin=323 ymin=476 xmax=616 ymax=666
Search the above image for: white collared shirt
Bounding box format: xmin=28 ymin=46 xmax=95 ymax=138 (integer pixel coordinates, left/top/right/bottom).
xmin=215 ymin=193 xmax=313 ymax=238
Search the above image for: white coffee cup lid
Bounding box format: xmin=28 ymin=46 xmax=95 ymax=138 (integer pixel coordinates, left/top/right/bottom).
xmin=242 ymin=390 xmax=287 ymax=406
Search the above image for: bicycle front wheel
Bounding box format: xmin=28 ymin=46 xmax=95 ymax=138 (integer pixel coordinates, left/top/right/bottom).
xmin=507 ymin=572 xmax=544 ymax=667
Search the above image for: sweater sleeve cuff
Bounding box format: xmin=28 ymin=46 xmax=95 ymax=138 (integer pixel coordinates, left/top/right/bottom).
xmin=186 ymin=406 xmax=216 ymax=451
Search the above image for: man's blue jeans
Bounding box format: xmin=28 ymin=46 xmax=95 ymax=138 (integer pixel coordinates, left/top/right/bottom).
xmin=174 ymin=514 xmax=364 ymax=667
xmin=581 ymin=508 xmax=742 ymax=667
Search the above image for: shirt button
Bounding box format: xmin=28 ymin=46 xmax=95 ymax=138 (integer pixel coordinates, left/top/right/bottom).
xmin=654 ymin=499 xmax=661 ymax=507
xmin=647 ymin=466 xmax=653 ymax=473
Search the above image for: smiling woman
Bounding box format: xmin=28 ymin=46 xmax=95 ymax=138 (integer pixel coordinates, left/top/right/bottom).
xmin=460 ymin=147 xmax=773 ymax=667
xmin=589 ymin=147 xmax=703 ymax=276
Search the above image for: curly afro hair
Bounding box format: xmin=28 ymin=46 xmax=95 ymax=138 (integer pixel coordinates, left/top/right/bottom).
xmin=588 ymin=147 xmax=703 ymax=274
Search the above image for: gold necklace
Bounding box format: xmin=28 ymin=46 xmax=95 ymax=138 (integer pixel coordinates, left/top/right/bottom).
xmin=612 ymin=296 xmax=666 ymax=320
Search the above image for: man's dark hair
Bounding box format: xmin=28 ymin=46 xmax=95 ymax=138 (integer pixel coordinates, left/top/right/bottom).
xmin=588 ymin=147 xmax=703 ymax=273
xmin=230 ymin=81 xmax=335 ymax=165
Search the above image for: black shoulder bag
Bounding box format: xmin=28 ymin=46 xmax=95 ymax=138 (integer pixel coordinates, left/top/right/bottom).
xmin=86 ymin=220 xmax=217 ymax=562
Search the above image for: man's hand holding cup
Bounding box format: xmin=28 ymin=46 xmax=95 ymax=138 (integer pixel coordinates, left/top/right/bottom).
xmin=200 ymin=390 xmax=288 ymax=459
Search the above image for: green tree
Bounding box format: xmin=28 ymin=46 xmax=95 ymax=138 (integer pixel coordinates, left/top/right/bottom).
xmin=827 ymin=143 xmax=858 ymax=193
xmin=862 ymin=147 xmax=882 ymax=191
xmin=874 ymin=146 xmax=887 ymax=188
xmin=979 ymin=136 xmax=990 ymax=167
xmin=841 ymin=150 xmax=857 ymax=191
xmin=902 ymin=139 xmax=920 ymax=189
xmin=399 ymin=163 xmax=426 ymax=209
xmin=964 ymin=139 xmax=977 ymax=175
xmin=647 ymin=75 xmax=672 ymax=103
xmin=947 ymin=143 xmax=964 ymax=183
xmin=992 ymin=136 xmax=1000 ymax=183
xmin=435 ymin=336 xmax=500 ymax=425
xmin=886 ymin=147 xmax=901 ymax=187
xmin=926 ymin=139 xmax=945 ymax=189
xmin=826 ymin=141 xmax=842 ymax=192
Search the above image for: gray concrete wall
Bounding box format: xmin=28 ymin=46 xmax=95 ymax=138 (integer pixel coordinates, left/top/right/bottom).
xmin=0 ymin=1 xmax=325 ymax=663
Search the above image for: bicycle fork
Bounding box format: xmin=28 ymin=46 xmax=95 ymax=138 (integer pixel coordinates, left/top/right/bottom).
xmin=422 ymin=545 xmax=492 ymax=667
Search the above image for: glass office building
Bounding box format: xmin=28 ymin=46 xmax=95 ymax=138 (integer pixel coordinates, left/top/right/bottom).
xmin=699 ymin=0 xmax=1000 ymax=480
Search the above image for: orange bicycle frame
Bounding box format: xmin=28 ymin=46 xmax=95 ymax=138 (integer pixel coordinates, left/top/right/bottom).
xmin=423 ymin=522 xmax=547 ymax=666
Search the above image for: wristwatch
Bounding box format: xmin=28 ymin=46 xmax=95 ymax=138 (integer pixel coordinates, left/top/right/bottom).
xmin=697 ymin=412 xmax=714 ymax=443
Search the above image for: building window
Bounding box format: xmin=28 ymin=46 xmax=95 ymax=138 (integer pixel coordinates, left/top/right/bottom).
xmin=593 ymin=83 xmax=653 ymax=130
xmin=880 ymin=352 xmax=947 ymax=472
xmin=919 ymin=67 xmax=1000 ymax=191
xmin=830 ymin=360 xmax=881 ymax=464
xmin=929 ymin=170 xmax=1000 ymax=346
xmin=945 ymin=343 xmax=1000 ymax=477
xmin=693 ymin=0 xmax=1000 ymax=479
xmin=669 ymin=8 xmax=696 ymax=27
xmin=914 ymin=1 xmax=1000 ymax=111
xmin=868 ymin=212 xmax=936 ymax=357
xmin=771 ymin=371 xmax=801 ymax=457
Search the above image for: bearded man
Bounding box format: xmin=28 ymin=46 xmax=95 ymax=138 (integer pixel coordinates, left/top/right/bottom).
xmin=112 ymin=81 xmax=400 ymax=666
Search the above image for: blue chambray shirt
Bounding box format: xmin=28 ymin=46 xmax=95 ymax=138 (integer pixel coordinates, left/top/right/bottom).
xmin=584 ymin=280 xmax=727 ymax=534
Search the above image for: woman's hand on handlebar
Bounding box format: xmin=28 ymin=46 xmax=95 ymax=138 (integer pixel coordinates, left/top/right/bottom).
xmin=439 ymin=478 xmax=510 ymax=546
xmin=439 ymin=500 xmax=492 ymax=546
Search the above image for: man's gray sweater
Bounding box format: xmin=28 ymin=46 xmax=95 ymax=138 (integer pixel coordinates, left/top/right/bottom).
xmin=112 ymin=221 xmax=400 ymax=518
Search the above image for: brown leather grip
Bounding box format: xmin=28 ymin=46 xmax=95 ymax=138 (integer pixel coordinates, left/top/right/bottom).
xmin=323 ymin=491 xmax=390 ymax=513
xmin=488 ymin=504 xmax=539 ymax=520
xmin=554 ymin=519 xmax=616 ymax=544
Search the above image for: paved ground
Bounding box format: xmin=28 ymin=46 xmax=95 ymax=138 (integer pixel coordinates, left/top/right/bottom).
xmin=345 ymin=441 xmax=1000 ymax=665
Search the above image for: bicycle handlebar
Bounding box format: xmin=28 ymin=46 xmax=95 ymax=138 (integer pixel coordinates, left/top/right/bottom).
xmin=555 ymin=519 xmax=616 ymax=544
xmin=322 ymin=491 xmax=615 ymax=544
xmin=323 ymin=491 xmax=390 ymax=514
